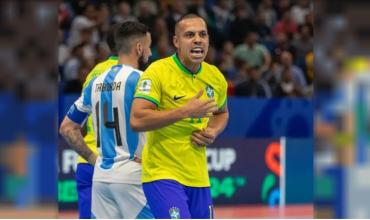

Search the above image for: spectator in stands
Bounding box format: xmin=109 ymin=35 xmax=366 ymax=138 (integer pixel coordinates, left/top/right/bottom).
xmin=235 ymin=66 xmax=272 ymax=97
xmin=219 ymin=41 xmax=235 ymax=76
xmin=228 ymin=58 xmax=249 ymax=86
xmin=270 ymin=32 xmax=296 ymax=60
xmin=273 ymin=9 xmax=298 ymax=39
xmin=275 ymin=0 xmax=292 ymax=19
xmin=112 ymin=1 xmax=137 ymax=24
xmin=136 ymin=0 xmax=158 ymax=32
xmin=63 ymin=43 xmax=86 ymax=93
xmin=273 ymin=67 xmax=304 ymax=97
xmin=291 ymin=0 xmax=312 ymax=25
xmin=68 ymin=3 xmax=99 ymax=48
xmin=229 ymin=6 xmax=256 ymax=46
xmin=292 ymin=23 xmax=313 ymax=71
xmin=234 ymin=31 xmax=271 ymax=73
xmin=209 ymin=0 xmax=233 ymax=48
xmin=257 ymin=0 xmax=277 ymax=29
xmin=274 ymin=50 xmax=307 ymax=89
xmin=166 ymin=0 xmax=187 ymax=38
xmin=255 ymin=11 xmax=272 ymax=41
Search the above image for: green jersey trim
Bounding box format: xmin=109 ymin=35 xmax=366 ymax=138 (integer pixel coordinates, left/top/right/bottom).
xmin=219 ymin=98 xmax=227 ymax=110
xmin=135 ymin=95 xmax=160 ymax=106
xmin=172 ymin=54 xmax=202 ymax=76
xmin=108 ymin=55 xmax=118 ymax=60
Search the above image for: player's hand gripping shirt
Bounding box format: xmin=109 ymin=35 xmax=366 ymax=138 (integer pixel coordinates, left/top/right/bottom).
xmin=134 ymin=54 xmax=228 ymax=187
xmin=67 ymin=64 xmax=145 ymax=184
xmin=78 ymin=56 xmax=118 ymax=164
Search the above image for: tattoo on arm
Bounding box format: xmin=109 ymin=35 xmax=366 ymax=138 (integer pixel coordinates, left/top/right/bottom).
xmin=62 ymin=126 xmax=95 ymax=163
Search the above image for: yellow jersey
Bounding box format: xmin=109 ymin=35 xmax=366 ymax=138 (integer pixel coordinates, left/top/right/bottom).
xmin=78 ymin=56 xmax=118 ymax=164
xmin=134 ymin=54 xmax=228 ymax=187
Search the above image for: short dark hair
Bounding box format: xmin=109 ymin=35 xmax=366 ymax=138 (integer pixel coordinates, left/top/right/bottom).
xmin=115 ymin=21 xmax=148 ymax=54
xmin=174 ymin=14 xmax=207 ymax=35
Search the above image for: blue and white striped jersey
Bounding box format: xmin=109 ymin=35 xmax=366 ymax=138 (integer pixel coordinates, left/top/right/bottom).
xmin=66 ymin=64 xmax=145 ymax=184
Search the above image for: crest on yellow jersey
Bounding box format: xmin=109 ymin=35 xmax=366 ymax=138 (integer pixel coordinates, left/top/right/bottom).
xmin=206 ymin=85 xmax=214 ymax=98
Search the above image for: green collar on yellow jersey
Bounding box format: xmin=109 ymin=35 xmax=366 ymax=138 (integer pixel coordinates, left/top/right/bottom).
xmin=108 ymin=55 xmax=118 ymax=60
xmin=172 ymin=53 xmax=202 ymax=76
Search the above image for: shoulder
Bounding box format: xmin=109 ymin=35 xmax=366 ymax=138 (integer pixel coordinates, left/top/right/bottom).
xmin=83 ymin=59 xmax=115 ymax=88
xmin=92 ymin=59 xmax=114 ymax=72
xmin=126 ymin=66 xmax=143 ymax=82
xmin=121 ymin=67 xmax=142 ymax=88
xmin=93 ymin=61 xmax=106 ymax=71
xmin=202 ymin=62 xmax=226 ymax=81
xmin=201 ymin=62 xmax=228 ymax=93
xmin=124 ymin=65 xmax=142 ymax=75
xmin=143 ymin=56 xmax=173 ymax=76
xmin=149 ymin=56 xmax=173 ymax=69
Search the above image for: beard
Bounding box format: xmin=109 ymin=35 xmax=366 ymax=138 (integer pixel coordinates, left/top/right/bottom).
xmin=138 ymin=54 xmax=149 ymax=71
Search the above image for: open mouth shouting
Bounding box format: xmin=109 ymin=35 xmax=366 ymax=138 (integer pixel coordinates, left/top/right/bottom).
xmin=190 ymin=47 xmax=205 ymax=59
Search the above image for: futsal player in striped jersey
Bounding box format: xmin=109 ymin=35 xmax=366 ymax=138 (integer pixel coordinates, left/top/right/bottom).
xmin=60 ymin=21 xmax=153 ymax=219
xmin=75 ymin=24 xmax=119 ymax=219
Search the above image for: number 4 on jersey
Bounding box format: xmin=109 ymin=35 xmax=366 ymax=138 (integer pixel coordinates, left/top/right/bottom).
xmin=95 ymin=101 xmax=122 ymax=147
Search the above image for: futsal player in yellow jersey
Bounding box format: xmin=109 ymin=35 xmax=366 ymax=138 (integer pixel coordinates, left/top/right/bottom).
xmin=75 ymin=26 xmax=118 ymax=219
xmin=131 ymin=14 xmax=229 ymax=219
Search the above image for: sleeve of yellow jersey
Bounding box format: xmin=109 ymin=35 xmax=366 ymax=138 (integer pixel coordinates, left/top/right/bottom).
xmin=134 ymin=64 xmax=161 ymax=106
xmin=216 ymin=67 xmax=228 ymax=110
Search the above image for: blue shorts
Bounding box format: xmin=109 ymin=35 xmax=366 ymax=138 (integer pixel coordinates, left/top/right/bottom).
xmin=75 ymin=163 xmax=94 ymax=219
xmin=142 ymin=180 xmax=213 ymax=219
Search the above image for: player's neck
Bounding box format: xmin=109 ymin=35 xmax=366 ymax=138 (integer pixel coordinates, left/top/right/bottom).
xmin=178 ymin=55 xmax=201 ymax=73
xmin=118 ymin=54 xmax=138 ymax=69
xmin=185 ymin=63 xmax=200 ymax=73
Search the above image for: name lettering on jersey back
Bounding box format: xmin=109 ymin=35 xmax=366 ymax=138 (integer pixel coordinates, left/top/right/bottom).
xmin=95 ymin=82 xmax=122 ymax=92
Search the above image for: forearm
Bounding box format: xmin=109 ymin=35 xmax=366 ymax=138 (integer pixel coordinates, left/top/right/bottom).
xmin=191 ymin=110 xmax=229 ymax=147
xmin=131 ymin=91 xmax=218 ymax=132
xmin=60 ymin=119 xmax=96 ymax=165
xmin=207 ymin=111 xmax=229 ymax=137
xmin=131 ymin=107 xmax=188 ymax=132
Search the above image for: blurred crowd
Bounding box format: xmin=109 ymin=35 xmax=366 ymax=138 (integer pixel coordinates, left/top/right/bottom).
xmin=58 ymin=0 xmax=313 ymax=98
xmin=0 ymin=1 xmax=58 ymax=101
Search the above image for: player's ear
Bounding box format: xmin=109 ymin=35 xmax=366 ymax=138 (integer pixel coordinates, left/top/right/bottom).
xmin=136 ymin=42 xmax=142 ymax=56
xmin=173 ymin=35 xmax=179 ymax=49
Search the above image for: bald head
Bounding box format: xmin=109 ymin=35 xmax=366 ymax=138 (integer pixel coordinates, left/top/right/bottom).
xmin=174 ymin=14 xmax=207 ymax=35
